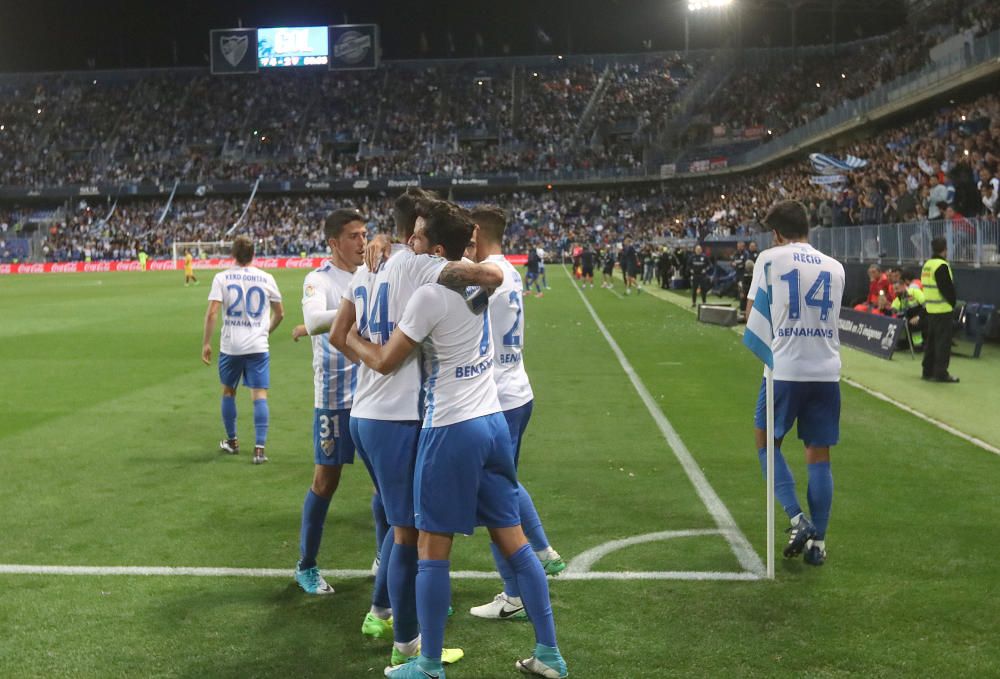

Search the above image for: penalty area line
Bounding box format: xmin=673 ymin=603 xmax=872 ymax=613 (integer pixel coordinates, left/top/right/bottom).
xmin=0 ymin=564 xmax=757 ymax=582
xmin=562 ymin=266 xmax=766 ymax=578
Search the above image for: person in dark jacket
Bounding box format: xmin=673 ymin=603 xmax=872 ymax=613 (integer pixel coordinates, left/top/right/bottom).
xmin=920 ymin=237 xmax=959 ymax=382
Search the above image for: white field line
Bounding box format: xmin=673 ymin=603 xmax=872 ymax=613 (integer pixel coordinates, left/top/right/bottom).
xmin=563 ymin=266 xmax=767 ymax=577
xmin=0 ymin=564 xmax=759 ymax=582
xmin=841 ymin=377 xmax=1000 ymax=456
xmin=567 ymin=529 xmax=724 ymax=572
xmin=648 ymin=287 xmax=1000 ymax=457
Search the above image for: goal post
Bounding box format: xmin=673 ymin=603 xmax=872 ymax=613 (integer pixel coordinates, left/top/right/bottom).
xmin=171 ymin=241 xmax=233 ymax=265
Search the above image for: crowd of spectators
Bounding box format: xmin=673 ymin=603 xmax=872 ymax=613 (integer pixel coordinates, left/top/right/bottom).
xmin=703 ymin=32 xmax=933 ymax=138
xmin=28 ymin=85 xmax=1000 ymax=264
xmin=0 ymin=18 xmax=975 ymax=189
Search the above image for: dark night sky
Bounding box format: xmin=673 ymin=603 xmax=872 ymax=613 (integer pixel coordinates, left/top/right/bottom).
xmin=0 ymin=0 xmax=909 ymax=73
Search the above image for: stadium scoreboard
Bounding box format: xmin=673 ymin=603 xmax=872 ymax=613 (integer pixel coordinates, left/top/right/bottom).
xmin=211 ymin=24 xmax=379 ymax=74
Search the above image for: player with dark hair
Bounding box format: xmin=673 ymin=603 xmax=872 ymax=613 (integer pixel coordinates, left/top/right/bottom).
xmin=201 ymin=235 xmax=284 ymax=465
xmin=329 ymin=193 xmax=503 ymax=667
xmin=287 ymin=208 xmax=368 ymax=594
xmin=747 ymin=200 xmax=845 ymax=566
xmin=347 ymin=203 xmax=567 ymax=679
xmin=466 ymin=205 xmax=565 ymax=622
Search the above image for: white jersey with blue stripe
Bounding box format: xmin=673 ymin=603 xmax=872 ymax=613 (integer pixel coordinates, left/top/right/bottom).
xmin=304 ymin=262 xmax=358 ymax=409
xmin=485 ymin=255 xmax=533 ymax=411
xmin=398 ymin=283 xmax=502 ymax=428
xmin=208 ymin=266 xmax=282 ymax=356
xmin=748 ymin=242 xmax=845 ymax=382
xmin=347 ymin=245 xmax=447 ymax=421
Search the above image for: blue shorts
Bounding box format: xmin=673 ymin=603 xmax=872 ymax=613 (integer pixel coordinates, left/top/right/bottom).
xmin=502 ymin=400 xmax=534 ymax=469
xmin=350 ymin=417 xmax=419 ymax=528
xmin=218 ymin=352 xmax=270 ymax=389
xmin=754 ymin=379 xmax=840 ymax=447
xmin=313 ymin=408 xmax=355 ymax=466
xmin=414 ymin=412 xmax=520 ymax=536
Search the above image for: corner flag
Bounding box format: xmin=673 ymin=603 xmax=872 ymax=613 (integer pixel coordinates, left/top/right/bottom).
xmin=742 ymin=262 xmax=776 ymax=579
xmin=742 ymin=264 xmax=774 ymax=369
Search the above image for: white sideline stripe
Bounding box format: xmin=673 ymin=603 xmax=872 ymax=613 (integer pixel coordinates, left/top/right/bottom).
xmin=0 ymin=564 xmax=756 ymax=582
xmin=649 ymin=288 xmax=1000 ymax=457
xmin=567 ymin=529 xmax=725 ymax=573
xmin=563 ymin=267 xmax=767 ymax=577
xmin=842 ymin=377 xmax=1000 ymax=456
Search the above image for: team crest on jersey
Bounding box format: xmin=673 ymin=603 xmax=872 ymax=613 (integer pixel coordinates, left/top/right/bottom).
xmin=304 ymin=285 xmax=316 ymax=297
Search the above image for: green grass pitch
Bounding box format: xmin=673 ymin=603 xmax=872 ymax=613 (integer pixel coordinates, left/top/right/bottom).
xmin=1 ymin=267 xmax=997 ymax=678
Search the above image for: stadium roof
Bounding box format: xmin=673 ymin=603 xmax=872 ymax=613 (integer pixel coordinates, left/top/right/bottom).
xmin=1 ymin=0 xmax=909 ymax=73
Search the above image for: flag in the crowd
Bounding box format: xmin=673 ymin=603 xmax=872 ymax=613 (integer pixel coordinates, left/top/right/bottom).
xmin=809 ymin=153 xmax=867 ymax=175
xmin=742 ymin=263 xmax=773 ymax=369
xmin=809 ymin=174 xmax=847 ymax=186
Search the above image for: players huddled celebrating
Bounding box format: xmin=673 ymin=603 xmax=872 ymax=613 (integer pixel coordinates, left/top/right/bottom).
xmin=201 ymin=188 xmax=568 ymax=679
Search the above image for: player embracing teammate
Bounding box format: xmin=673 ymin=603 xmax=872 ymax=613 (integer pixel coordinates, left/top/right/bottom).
xmin=347 ymin=198 xmax=567 ymax=679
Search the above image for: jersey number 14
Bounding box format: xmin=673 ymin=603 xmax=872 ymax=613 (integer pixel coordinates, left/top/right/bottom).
xmin=778 ymin=269 xmax=833 ymax=321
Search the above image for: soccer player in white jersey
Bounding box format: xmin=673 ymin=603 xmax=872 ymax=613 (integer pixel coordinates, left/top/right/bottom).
xmin=347 ymin=201 xmax=567 ymax=679
xmin=287 ymin=208 xmax=370 ymax=594
xmin=329 ymin=189 xmax=501 ymax=666
xmin=201 ymin=235 xmax=284 ymax=465
xmin=746 ymin=200 xmax=845 ymax=566
xmin=465 ymin=206 xmax=564 ymax=621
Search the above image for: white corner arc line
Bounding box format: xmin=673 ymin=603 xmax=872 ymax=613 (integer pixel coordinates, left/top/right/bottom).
xmin=0 ymin=564 xmax=758 ymax=582
xmin=567 ymin=529 xmax=725 ymax=573
xmin=648 ymin=287 xmax=1000 ymax=457
xmin=563 ymin=266 xmax=767 ymax=577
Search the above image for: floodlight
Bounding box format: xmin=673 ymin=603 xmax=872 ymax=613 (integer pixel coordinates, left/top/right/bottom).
xmin=688 ymin=0 xmax=732 ymax=12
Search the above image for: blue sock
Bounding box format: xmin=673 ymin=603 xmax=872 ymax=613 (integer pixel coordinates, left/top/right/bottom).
xmin=388 ymin=543 xmax=419 ymax=644
xmin=221 ymin=395 xmax=237 ymax=439
xmin=490 ymin=542 xmax=520 ymax=598
xmin=415 ymin=559 xmax=451 ymax=665
xmin=298 ymin=489 xmax=331 ymax=570
xmin=372 ymin=530 xmax=393 ymax=609
xmin=758 ymin=447 xmax=802 ymax=519
xmin=252 ymin=399 xmax=269 ymax=447
xmin=517 ymin=484 xmax=550 ymax=552
xmin=508 ymin=544 xmax=557 ymax=648
xmin=807 ymin=461 xmax=834 ymax=539
xmin=372 ymin=493 xmax=390 ymax=558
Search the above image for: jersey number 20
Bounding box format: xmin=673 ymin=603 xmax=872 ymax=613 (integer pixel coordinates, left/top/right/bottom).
xmin=226 ymin=285 xmax=266 ymax=318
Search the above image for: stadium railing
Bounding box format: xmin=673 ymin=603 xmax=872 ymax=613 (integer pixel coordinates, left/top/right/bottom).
xmin=798 ymin=218 xmax=1000 ymax=267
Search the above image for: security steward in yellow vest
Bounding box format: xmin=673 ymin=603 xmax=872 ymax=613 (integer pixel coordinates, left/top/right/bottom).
xmin=891 ymin=280 xmax=926 ymax=349
xmin=920 ymin=236 xmax=958 ymax=383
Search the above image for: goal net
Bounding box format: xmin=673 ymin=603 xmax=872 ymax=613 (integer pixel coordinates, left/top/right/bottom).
xmin=171 ymin=241 xmax=232 ymax=264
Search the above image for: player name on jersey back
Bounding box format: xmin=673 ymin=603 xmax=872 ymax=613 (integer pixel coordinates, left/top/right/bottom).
xmin=209 ymin=266 xmax=282 ymax=356
xmin=750 ymin=243 xmax=845 ymax=382
xmin=398 ymin=283 xmax=502 ymax=428
xmin=486 ymin=254 xmax=533 ymax=411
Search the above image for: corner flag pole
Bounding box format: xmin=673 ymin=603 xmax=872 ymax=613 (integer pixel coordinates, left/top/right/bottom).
xmin=765 ymin=365 xmax=775 ymax=579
